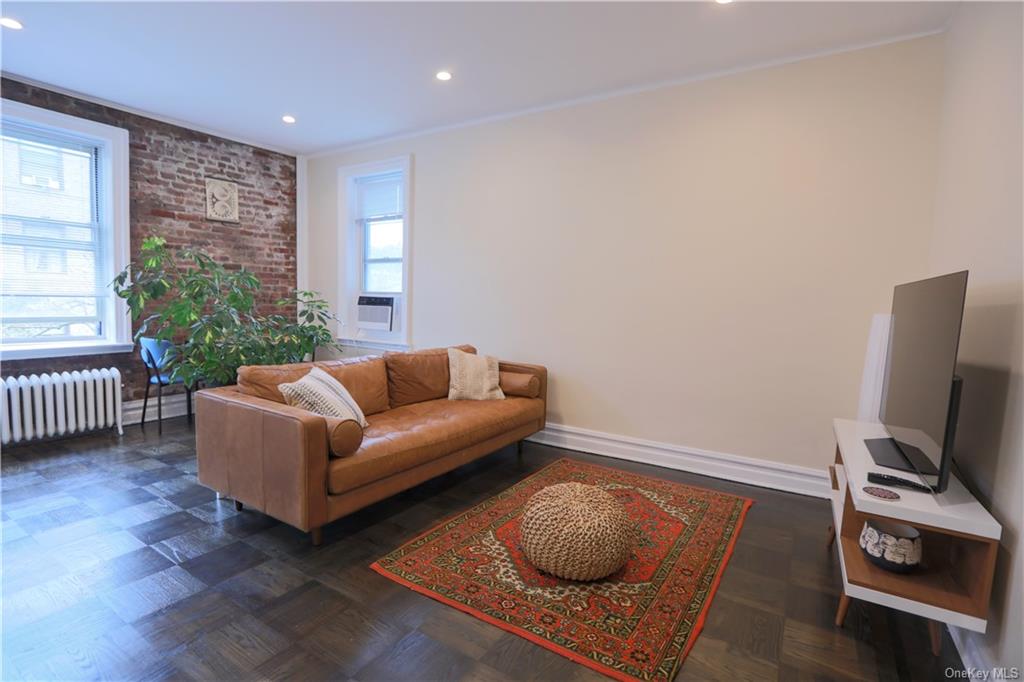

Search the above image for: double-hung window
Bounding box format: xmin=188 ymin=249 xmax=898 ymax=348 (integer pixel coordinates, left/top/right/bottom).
xmin=338 ymin=156 xmax=411 ymax=348
xmin=356 ymin=172 xmax=405 ymax=294
xmin=1 ymin=100 xmax=130 ymax=359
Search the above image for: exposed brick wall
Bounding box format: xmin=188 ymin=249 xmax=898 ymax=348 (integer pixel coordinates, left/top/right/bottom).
xmin=1 ymin=78 xmax=297 ymax=401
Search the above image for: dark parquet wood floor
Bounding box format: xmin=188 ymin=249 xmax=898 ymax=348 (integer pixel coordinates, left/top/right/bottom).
xmin=2 ymin=417 xmax=964 ymax=681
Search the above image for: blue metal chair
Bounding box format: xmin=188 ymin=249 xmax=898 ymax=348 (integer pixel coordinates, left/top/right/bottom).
xmin=140 ymin=337 xmax=192 ymax=433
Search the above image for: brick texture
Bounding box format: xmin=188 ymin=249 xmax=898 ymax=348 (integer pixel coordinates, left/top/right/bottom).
xmin=1 ymin=78 xmax=297 ymax=401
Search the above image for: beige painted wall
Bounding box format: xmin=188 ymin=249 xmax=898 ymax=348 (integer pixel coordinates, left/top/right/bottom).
xmin=307 ymin=36 xmax=946 ymax=470
xmin=928 ymin=3 xmax=1023 ymax=668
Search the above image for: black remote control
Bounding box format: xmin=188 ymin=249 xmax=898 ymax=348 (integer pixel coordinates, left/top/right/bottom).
xmin=867 ymin=472 xmax=933 ymax=493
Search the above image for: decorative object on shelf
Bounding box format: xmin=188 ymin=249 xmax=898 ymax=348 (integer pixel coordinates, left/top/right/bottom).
xmin=859 ymin=519 xmax=922 ymax=573
xmin=372 ymin=458 xmax=753 ymax=682
xmin=112 ymin=236 xmax=340 ymax=387
xmin=205 ymin=177 xmax=239 ymax=222
xmin=520 ymin=482 xmax=634 ymax=581
xmin=863 ymin=485 xmax=901 ymax=501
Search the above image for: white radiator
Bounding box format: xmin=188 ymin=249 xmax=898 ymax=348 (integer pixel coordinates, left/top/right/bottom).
xmin=1 ymin=368 xmax=124 ymax=445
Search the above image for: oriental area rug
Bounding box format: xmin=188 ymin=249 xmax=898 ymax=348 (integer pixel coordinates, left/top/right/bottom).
xmin=371 ymin=458 xmax=753 ymax=681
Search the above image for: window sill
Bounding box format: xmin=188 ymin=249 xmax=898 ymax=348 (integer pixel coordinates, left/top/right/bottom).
xmin=337 ymin=337 xmax=411 ymax=353
xmin=0 ymin=341 xmax=135 ymax=361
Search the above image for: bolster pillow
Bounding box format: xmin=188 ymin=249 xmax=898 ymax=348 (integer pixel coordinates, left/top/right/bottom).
xmin=499 ymin=371 xmax=541 ymax=399
xmin=323 ymin=417 xmax=364 ymax=458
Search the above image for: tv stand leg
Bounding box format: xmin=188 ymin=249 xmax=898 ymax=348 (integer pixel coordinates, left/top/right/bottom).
xmin=928 ymin=620 xmax=943 ymax=656
xmin=835 ymin=593 xmax=851 ymax=627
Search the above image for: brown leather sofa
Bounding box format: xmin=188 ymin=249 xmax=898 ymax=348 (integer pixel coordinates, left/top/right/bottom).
xmin=195 ymin=345 xmax=546 ymax=545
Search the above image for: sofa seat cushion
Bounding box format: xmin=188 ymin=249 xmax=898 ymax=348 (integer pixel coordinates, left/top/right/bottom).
xmin=327 ymin=397 xmax=544 ymax=495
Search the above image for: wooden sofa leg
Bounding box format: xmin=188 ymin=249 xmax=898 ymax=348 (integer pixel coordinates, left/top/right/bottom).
xmin=517 ymin=440 xmax=524 ymax=460
xmin=311 ymin=528 xmax=323 ymax=547
xmin=233 ymin=500 xmax=243 ymax=511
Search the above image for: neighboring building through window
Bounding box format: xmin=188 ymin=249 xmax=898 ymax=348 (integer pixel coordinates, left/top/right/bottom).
xmin=0 ymin=99 xmax=131 ymax=359
xmin=24 ymin=247 xmax=68 ymax=274
xmin=19 ymin=143 xmax=65 ymax=190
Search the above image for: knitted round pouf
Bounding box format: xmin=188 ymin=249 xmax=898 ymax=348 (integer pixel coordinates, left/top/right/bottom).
xmin=520 ymin=482 xmax=634 ymax=581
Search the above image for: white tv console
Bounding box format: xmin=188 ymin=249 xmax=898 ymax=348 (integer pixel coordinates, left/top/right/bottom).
xmin=827 ymin=419 xmax=1001 ymax=655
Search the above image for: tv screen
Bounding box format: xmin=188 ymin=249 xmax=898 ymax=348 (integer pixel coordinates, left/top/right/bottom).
xmin=878 ymin=271 xmax=968 ymax=491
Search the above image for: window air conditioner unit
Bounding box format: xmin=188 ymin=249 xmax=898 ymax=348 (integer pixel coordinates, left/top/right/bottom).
xmin=357 ymin=296 xmax=394 ymax=331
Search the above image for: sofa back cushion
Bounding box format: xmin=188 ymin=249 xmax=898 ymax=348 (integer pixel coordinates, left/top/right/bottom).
xmin=384 ymin=344 xmax=476 ymax=408
xmin=237 ymin=362 xmax=314 ymax=404
xmin=236 ymin=355 xmax=390 ymax=415
xmin=315 ymin=357 xmax=390 ymax=415
xmin=278 ymin=367 xmax=369 ymax=427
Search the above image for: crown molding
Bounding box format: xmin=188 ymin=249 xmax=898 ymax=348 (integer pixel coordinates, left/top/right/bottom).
xmin=3 ymin=26 xmax=946 ymax=161
xmin=307 ymin=28 xmax=946 ymax=159
xmin=1 ymin=72 xmax=298 ymax=157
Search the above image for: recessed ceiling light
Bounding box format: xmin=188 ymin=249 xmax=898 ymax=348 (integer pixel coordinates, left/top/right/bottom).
xmin=0 ymin=17 xmax=24 ymax=29
xmin=715 ymin=0 xmax=733 ymax=4
xmin=281 ymin=115 xmax=296 ymax=124
xmin=435 ymin=71 xmax=453 ymax=82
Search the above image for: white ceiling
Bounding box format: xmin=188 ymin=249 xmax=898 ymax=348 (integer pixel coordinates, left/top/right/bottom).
xmin=1 ymin=2 xmax=955 ymax=155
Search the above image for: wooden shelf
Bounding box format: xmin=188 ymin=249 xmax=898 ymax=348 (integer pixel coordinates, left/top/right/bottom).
xmin=829 ymin=420 xmax=1001 ymax=635
xmin=839 ymin=535 xmax=978 ymax=616
xmin=837 ymin=486 xmax=996 ymax=620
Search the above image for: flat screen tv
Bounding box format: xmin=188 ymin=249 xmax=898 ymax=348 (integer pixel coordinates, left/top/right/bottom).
xmin=867 ymin=271 xmax=968 ymax=493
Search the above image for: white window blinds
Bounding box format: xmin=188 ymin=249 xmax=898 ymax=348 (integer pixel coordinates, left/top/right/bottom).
xmin=1 ymin=121 xmax=109 ymax=343
xmin=356 ymin=172 xmax=404 ymax=293
xmin=356 ymin=172 xmax=403 ymax=220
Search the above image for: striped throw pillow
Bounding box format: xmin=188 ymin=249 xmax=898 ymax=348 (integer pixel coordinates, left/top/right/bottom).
xmin=278 ymin=367 xmax=368 ymax=427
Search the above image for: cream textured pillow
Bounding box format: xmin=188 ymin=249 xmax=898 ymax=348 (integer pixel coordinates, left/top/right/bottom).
xmin=448 ymin=348 xmax=505 ymax=401
xmin=278 ymin=367 xmax=368 ymax=427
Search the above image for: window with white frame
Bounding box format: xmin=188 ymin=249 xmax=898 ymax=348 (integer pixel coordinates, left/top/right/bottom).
xmin=338 ymin=157 xmax=411 ymax=348
xmin=0 ymin=100 xmax=131 ymax=359
xmin=356 ymin=172 xmax=405 ymax=294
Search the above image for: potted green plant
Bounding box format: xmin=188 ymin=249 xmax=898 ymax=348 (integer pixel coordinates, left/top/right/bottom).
xmin=112 ymin=236 xmax=340 ymax=387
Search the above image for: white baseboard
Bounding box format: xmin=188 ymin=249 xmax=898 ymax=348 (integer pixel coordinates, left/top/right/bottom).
xmin=122 ymin=393 xmax=190 ymax=426
xmin=120 ymin=399 xmax=827 ymax=498
xmin=948 ymin=626 xmax=995 ymax=675
xmin=527 ymin=422 xmax=830 ymax=498
xmin=120 ymin=399 xmax=828 ymax=498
